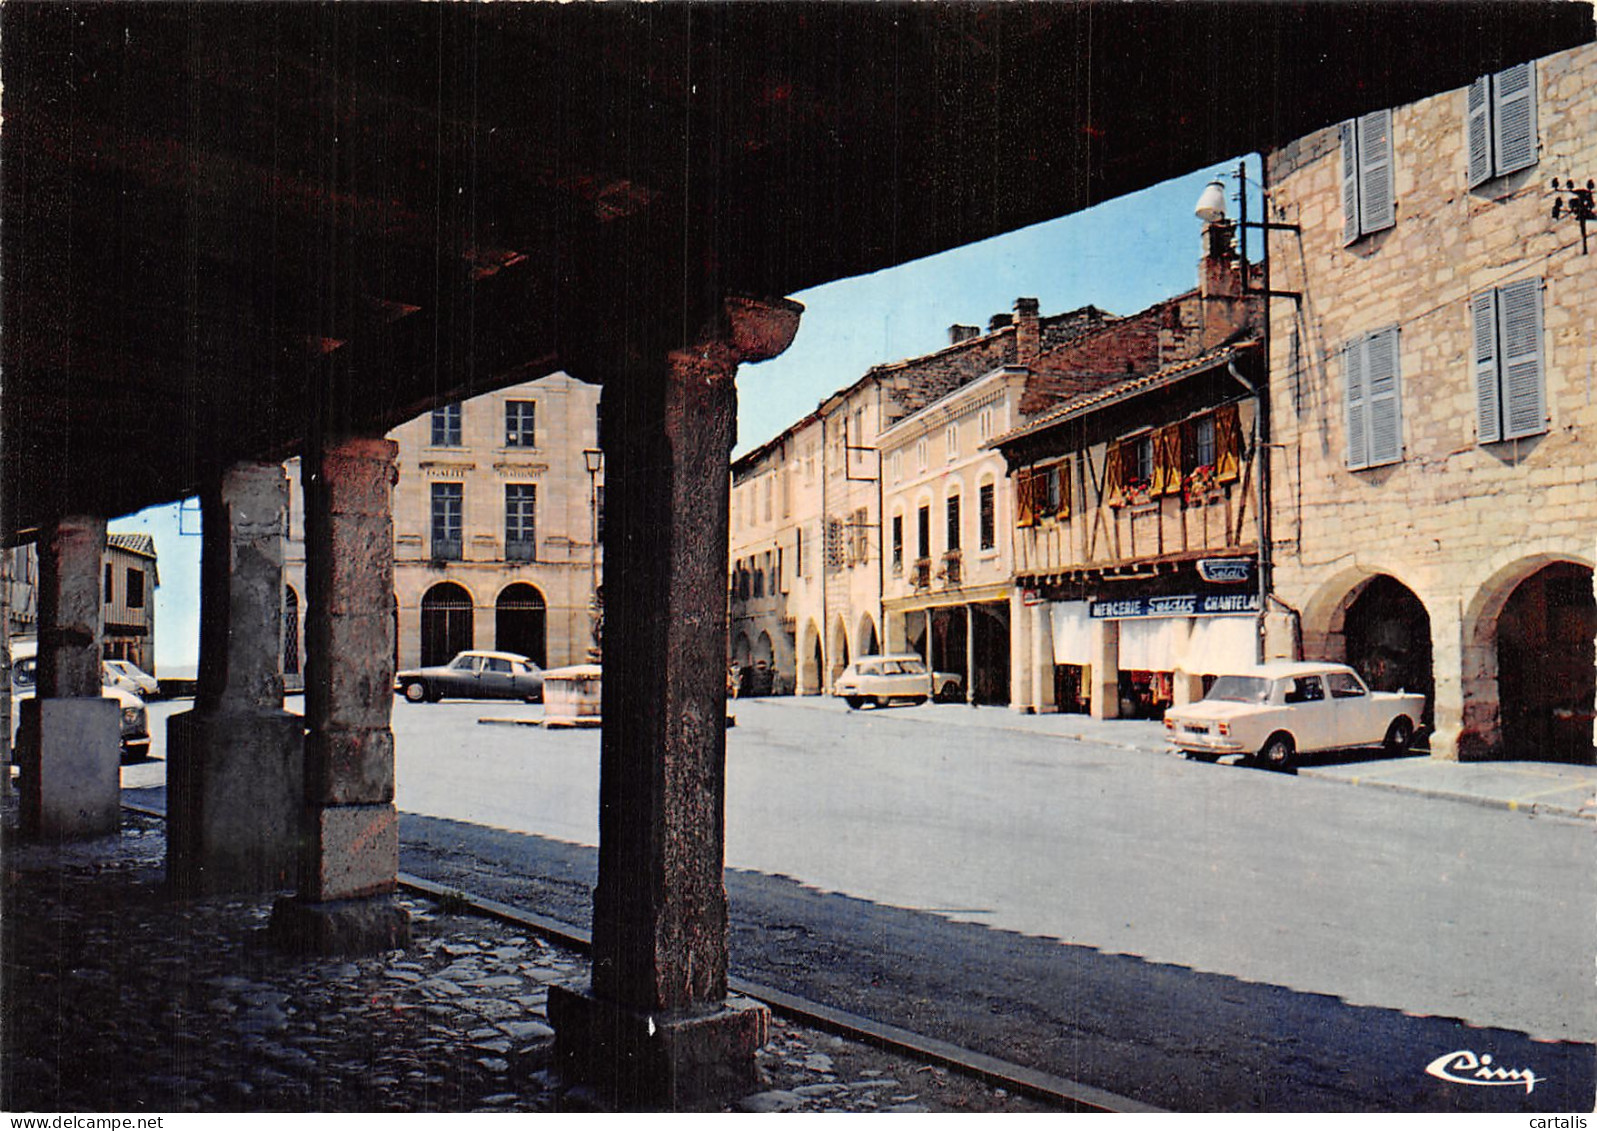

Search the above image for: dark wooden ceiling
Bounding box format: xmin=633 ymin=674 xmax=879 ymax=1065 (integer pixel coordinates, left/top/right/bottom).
xmin=4 ymin=1 xmax=1589 ymax=539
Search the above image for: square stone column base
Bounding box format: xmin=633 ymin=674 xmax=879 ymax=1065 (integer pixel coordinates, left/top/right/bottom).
xmin=547 ymin=984 xmax=770 ymax=1110
xmin=167 ymin=709 xmax=304 ymax=895
xmin=268 ymin=894 xmax=411 ymax=956
xmin=17 ymin=697 xmax=121 ymax=839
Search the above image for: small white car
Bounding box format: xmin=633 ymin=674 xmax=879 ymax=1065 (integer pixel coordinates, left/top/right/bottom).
xmin=1163 ymin=661 xmax=1425 ymax=770
xmin=104 ymin=659 xmax=160 ymax=698
xmin=10 ymin=641 xmax=151 ymax=763
xmin=834 ymin=654 xmax=962 ymax=709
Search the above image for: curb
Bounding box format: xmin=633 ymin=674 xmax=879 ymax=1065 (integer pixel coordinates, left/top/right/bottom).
xmin=1294 ymin=767 xmax=1595 ymax=822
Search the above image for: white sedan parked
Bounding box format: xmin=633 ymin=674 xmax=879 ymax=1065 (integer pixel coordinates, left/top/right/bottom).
xmin=834 ymin=654 xmax=962 ymax=709
xmin=1163 ymin=661 xmax=1425 ymax=770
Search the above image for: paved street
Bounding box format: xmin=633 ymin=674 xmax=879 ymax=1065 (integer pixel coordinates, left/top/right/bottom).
xmin=133 ymin=696 xmax=1596 ymax=1110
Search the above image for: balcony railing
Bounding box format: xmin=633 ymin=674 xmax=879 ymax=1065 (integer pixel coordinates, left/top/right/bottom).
xmin=942 ymin=549 xmax=963 ymax=587
xmin=431 ymin=539 xmax=462 ymax=562
xmin=505 ymin=539 xmax=536 ymax=562
xmin=911 ymin=558 xmax=932 ymax=589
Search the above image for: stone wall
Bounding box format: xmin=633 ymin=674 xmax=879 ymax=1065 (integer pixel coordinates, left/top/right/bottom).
xmin=1265 ymin=42 xmax=1597 ymax=760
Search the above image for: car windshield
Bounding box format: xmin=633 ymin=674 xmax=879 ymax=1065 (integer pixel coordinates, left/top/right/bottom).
xmin=1204 ymin=675 xmax=1272 ymax=704
xmin=448 ymin=655 xmax=476 ymax=670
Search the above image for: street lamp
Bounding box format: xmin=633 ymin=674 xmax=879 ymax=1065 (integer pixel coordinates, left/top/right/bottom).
xmin=583 ymin=448 xmax=604 ymax=661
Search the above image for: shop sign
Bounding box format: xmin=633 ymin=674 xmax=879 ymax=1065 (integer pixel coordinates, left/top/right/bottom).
xmin=1198 ymin=558 xmax=1253 ymax=584
xmin=1021 ymin=588 xmax=1044 ymax=607
xmin=1089 ymin=592 xmax=1259 ymax=619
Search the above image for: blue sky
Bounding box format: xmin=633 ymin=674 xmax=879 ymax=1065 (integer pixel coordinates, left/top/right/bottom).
xmin=112 ymin=156 xmax=1256 ymax=673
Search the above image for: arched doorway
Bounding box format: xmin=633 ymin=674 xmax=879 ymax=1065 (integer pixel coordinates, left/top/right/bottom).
xmin=856 ymin=613 xmax=879 ymax=658
xmin=1497 ymin=562 xmax=1595 ymax=763
xmin=828 ymin=617 xmax=851 ymax=688
xmin=420 ymin=582 xmax=475 ymax=667
xmin=282 ymin=585 xmax=301 ymax=677
xmin=1343 ymin=575 xmax=1434 ymax=731
xmin=496 ymin=583 xmax=547 ymax=666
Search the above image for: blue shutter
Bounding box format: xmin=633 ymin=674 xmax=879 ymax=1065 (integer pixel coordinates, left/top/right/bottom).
xmin=1357 ymin=109 xmax=1395 ymax=234
xmin=1472 ymin=290 xmax=1502 ymax=444
xmin=1345 ymin=340 xmax=1368 ymax=469
xmin=1340 ymin=121 xmax=1361 ymax=246
xmin=1492 ymin=62 xmax=1537 ymax=177
xmin=1465 ymin=77 xmax=1491 ymax=188
xmin=1497 ymin=277 xmax=1545 ymax=439
xmin=1364 ymin=328 xmax=1402 ymax=466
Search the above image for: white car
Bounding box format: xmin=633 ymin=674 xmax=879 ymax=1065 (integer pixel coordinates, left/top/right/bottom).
xmin=834 ymin=654 xmax=962 ymax=709
xmin=104 ymin=659 xmax=160 ymax=698
xmin=1163 ymin=661 xmax=1425 ymax=771
xmin=10 ymin=641 xmax=151 ymax=763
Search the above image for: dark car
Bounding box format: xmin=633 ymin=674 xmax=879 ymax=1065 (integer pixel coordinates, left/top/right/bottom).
xmin=397 ymin=650 xmax=544 ymax=703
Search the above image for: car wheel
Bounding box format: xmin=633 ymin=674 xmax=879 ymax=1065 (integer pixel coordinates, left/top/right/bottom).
xmin=1383 ymin=716 xmax=1415 ymax=755
xmin=1257 ymin=733 xmax=1297 ymax=772
xmin=402 ymin=681 xmax=428 ymax=703
xmin=1184 ymin=750 xmax=1221 ymax=763
xmin=911 ymin=695 xmax=927 ymax=706
xmin=845 ymin=696 xmax=864 ymax=710
xmin=874 ymin=696 xmax=891 ymax=709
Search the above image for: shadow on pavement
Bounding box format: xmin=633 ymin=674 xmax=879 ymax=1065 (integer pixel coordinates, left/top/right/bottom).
xmin=396 ymin=812 xmax=1593 ymax=1113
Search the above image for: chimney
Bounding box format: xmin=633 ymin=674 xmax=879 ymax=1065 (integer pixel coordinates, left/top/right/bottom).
xmin=948 ymin=324 xmax=980 ymax=345
xmin=1198 ymin=219 xmax=1246 ymax=350
xmin=988 ymin=313 xmax=1013 ymax=333
xmin=1013 ymin=297 xmax=1041 ymax=365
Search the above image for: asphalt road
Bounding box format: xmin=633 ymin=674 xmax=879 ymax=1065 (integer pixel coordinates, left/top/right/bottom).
xmin=136 ymin=696 xmax=1595 ymax=1111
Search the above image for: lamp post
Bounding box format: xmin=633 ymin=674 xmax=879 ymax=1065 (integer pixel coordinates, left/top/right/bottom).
xmin=583 ymin=448 xmax=604 ymax=661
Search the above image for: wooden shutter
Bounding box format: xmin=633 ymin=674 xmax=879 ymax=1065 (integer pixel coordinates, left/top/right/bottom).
xmin=1465 ymin=76 xmax=1492 ymax=188
xmin=1498 ymin=277 xmax=1545 ymax=440
xmin=1364 ymin=327 xmax=1402 ymax=466
xmin=1472 ymin=289 xmax=1502 ymax=444
xmin=1214 ymin=404 xmax=1241 ymax=482
xmin=1493 ymin=62 xmax=1537 ymax=177
xmin=1357 ymin=109 xmax=1395 ymax=235
xmin=1054 ymin=463 xmax=1071 ymax=520
xmin=1153 ymin=425 xmax=1181 ymax=496
xmin=1016 ymin=469 xmax=1037 ymax=527
xmin=1340 ymin=120 xmax=1361 ymax=245
xmin=1103 ymin=444 xmax=1126 ymax=507
xmin=1345 ymin=339 xmax=1369 ymax=469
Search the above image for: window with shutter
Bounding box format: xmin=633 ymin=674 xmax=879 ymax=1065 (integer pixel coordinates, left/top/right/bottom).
xmin=1016 ymin=469 xmax=1037 ymax=528
xmin=1344 ymin=327 xmax=1402 ymax=470
xmin=1467 ymin=63 xmax=1538 ymax=188
xmin=1340 ymin=109 xmax=1396 ymax=243
xmin=1152 ymin=426 xmax=1182 ymax=496
xmin=979 ymin=483 xmax=996 ymax=549
xmin=1053 ymin=464 xmax=1070 ymax=521
xmin=1474 ymin=278 xmax=1545 ymax=444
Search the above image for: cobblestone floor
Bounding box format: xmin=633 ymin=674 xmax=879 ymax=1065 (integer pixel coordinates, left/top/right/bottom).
xmin=2 ymin=810 xmax=1050 ymax=1114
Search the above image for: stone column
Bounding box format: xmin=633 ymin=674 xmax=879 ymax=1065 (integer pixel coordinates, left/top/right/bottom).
xmin=19 ymin=516 xmax=120 ymax=839
xmin=965 ymin=604 xmax=977 ymax=705
xmin=1031 ymin=602 xmax=1057 ymax=714
xmin=270 ymin=435 xmax=409 ymax=954
xmin=168 ymin=462 xmax=304 ymax=894
xmin=1009 ymin=590 xmax=1031 ymax=711
xmin=1089 ymin=618 xmax=1120 ymax=720
xmin=548 ymin=295 xmax=802 ymax=1108
xmin=1430 ymin=595 xmax=1472 ymax=762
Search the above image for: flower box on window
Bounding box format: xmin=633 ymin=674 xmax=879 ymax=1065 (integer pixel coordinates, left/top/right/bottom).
xmin=1182 ymin=464 xmax=1220 ymax=506
xmin=1123 ymin=477 xmax=1153 ymax=508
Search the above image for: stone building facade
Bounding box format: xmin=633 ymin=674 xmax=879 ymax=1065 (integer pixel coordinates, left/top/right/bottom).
xmin=285 ymin=371 xmax=604 ymax=677
xmin=1264 ymin=42 xmax=1597 ymax=762
xmin=728 ymin=304 xmax=1110 ymax=698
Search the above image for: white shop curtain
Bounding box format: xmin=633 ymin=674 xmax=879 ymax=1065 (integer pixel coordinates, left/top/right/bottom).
xmin=1118 ymin=617 xmax=1189 ymax=671
xmin=1181 ymin=615 xmax=1259 ymax=675
xmin=1049 ymin=601 xmax=1093 ymax=665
